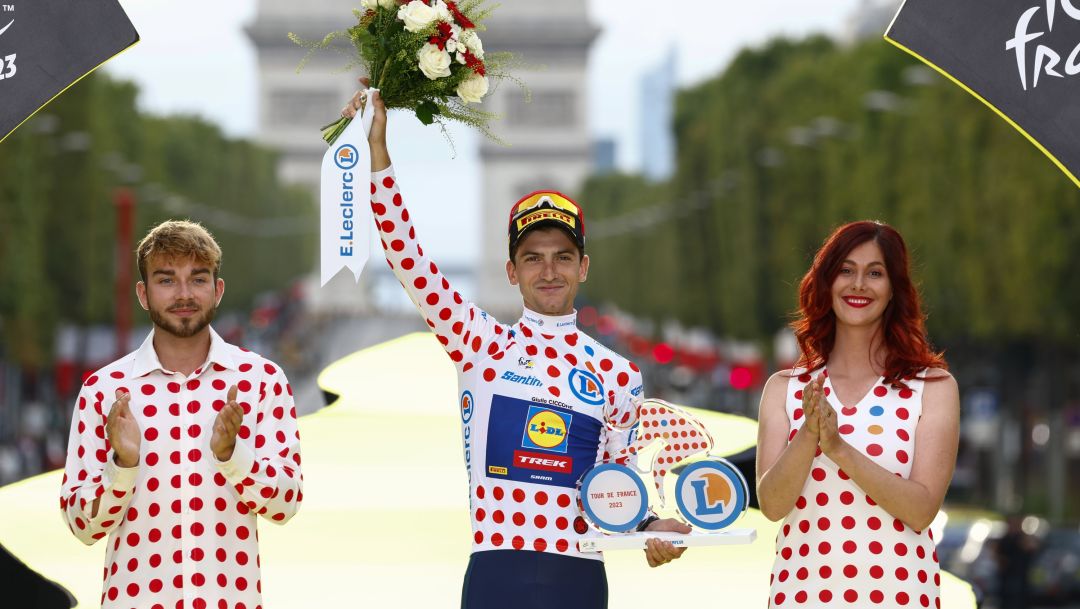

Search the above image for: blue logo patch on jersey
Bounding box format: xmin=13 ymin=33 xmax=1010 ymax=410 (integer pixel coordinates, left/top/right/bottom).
xmin=485 ymin=394 xmax=599 ymax=488
xmin=460 ymin=391 xmax=474 ymax=424
xmin=568 ymin=368 xmax=605 ymax=406
xmin=521 ymin=405 xmax=572 ymax=453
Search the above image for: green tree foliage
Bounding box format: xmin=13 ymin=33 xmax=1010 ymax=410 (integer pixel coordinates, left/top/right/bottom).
xmin=0 ymin=74 xmax=314 ymax=368
xmin=581 ymin=36 xmax=1080 ymax=350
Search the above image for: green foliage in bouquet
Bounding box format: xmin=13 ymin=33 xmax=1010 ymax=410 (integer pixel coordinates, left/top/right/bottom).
xmin=289 ymin=0 xmax=523 ymax=147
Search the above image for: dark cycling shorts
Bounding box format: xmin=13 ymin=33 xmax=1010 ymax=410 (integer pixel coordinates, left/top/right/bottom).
xmin=461 ymin=549 xmax=608 ymax=609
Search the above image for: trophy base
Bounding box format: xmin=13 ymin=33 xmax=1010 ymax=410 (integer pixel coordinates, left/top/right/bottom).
xmin=577 ymin=528 xmax=757 ymax=552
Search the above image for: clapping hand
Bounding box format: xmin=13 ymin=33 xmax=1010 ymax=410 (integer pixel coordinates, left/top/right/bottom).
xmin=817 ymin=398 xmax=842 ymax=456
xmin=211 ymin=386 xmax=243 ymax=462
xmin=106 ymin=390 xmax=140 ymax=468
xmin=801 ymin=375 xmax=826 ymax=436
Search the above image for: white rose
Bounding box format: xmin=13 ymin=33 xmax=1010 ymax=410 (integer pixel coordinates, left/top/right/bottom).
xmin=378 ymin=0 xmax=396 ymax=8
xmin=462 ymin=30 xmax=484 ymax=59
xmin=434 ymin=0 xmax=452 ymax=22
xmin=417 ymin=43 xmax=452 ymax=80
xmin=361 ymin=0 xmax=378 ymax=9
xmin=446 ymin=39 xmax=458 ymax=53
xmin=398 ymin=0 xmax=439 ymax=32
xmin=457 ymin=73 xmax=489 ymax=104
xmin=456 ymin=52 xmax=467 ymax=64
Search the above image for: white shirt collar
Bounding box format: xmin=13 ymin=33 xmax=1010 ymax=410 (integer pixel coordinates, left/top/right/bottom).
xmin=518 ymin=306 xmax=578 ymax=335
xmin=130 ymin=326 xmax=237 ymax=377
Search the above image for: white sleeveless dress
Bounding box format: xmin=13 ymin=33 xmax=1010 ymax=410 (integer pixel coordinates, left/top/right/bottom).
xmin=767 ymin=369 xmax=941 ymax=608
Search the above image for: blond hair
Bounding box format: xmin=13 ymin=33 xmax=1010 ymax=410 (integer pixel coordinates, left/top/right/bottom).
xmin=136 ymin=220 xmax=222 ymax=282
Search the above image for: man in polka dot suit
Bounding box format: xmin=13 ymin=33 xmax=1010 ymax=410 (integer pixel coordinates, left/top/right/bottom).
xmin=60 ymin=220 xmax=303 ymax=609
xmin=343 ymin=84 xmax=689 ymax=609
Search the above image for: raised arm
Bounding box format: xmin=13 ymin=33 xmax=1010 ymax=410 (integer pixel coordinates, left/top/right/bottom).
xmin=340 ymin=84 xmax=502 ymax=371
xmin=340 ymin=83 xmax=390 ymax=173
xmin=755 ymin=372 xmax=824 ymax=521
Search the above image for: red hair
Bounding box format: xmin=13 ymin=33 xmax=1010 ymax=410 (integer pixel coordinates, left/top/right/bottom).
xmin=791 ymin=221 xmax=946 ymax=387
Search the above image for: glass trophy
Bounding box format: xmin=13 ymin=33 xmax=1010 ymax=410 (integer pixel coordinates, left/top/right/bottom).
xmin=577 ymin=399 xmax=757 ymax=552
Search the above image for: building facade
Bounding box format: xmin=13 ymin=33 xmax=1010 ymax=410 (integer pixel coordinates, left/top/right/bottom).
xmin=247 ymin=0 xmax=597 ymax=317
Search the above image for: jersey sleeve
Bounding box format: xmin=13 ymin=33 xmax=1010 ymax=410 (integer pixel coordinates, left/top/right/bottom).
xmin=601 ymin=367 xmax=645 ymax=466
xmin=59 ymin=383 xmax=139 ymax=545
xmin=601 ymin=367 xmax=659 ymax=524
xmin=369 ymin=166 xmax=504 ymax=370
xmin=213 ymin=364 xmax=303 ymax=525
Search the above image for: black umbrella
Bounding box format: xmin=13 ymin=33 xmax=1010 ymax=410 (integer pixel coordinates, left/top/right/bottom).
xmin=886 ymin=0 xmax=1080 ymax=188
xmin=0 ymin=0 xmax=138 ymax=142
xmin=0 ymin=543 xmax=75 ymax=608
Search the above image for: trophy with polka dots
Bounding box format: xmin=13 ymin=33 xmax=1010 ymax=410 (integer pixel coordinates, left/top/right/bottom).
xmin=577 ymin=399 xmax=756 ymax=551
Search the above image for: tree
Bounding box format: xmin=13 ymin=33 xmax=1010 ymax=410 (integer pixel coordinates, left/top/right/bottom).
xmin=0 ymin=73 xmax=315 ymax=369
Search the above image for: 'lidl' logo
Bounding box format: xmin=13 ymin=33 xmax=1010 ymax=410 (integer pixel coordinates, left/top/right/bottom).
xmin=460 ymin=391 xmax=474 ymax=424
xmin=568 ymin=368 xmax=605 ymax=406
xmin=521 ymin=405 xmax=571 ymax=453
xmin=335 ymin=144 xmax=358 ymax=170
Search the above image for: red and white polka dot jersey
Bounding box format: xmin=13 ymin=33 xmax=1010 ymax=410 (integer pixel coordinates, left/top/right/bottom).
xmin=371 ymin=167 xmax=644 ymax=560
xmin=60 ymin=328 xmax=303 ymax=609
xmin=769 ymin=369 xmax=940 ymax=608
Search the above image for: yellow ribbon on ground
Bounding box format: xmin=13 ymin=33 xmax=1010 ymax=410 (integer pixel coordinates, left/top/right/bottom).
xmin=0 ymin=332 xmax=976 ymax=607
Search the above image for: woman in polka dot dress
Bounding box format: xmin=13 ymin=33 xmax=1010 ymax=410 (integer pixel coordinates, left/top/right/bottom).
xmin=756 ymin=221 xmax=960 ymax=608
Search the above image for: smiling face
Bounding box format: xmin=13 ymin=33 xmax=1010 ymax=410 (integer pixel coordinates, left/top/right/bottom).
xmin=136 ymin=255 xmax=224 ymax=339
xmin=505 ymin=227 xmax=589 ymax=316
xmin=830 ymin=239 xmax=892 ymax=329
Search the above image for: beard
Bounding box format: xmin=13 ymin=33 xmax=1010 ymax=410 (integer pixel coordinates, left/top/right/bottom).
xmin=148 ymin=298 xmax=217 ymax=339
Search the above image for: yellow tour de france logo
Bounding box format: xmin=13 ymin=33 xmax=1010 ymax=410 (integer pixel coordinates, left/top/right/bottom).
xmin=525 ymin=409 xmax=568 ymax=450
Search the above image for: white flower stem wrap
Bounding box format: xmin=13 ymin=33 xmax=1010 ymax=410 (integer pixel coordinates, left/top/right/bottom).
xmin=319 ymin=89 xmax=378 ymax=286
xmin=417 ymin=43 xmax=453 ymax=80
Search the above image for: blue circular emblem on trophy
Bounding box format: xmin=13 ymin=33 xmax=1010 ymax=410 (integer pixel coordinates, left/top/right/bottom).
xmin=334 ymin=144 xmax=359 ymax=170
xmin=579 ymin=464 xmax=648 ymax=533
xmin=674 ymin=459 xmax=749 ymax=531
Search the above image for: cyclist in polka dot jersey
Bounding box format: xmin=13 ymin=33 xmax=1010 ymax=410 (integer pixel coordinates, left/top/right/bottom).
xmin=60 ymin=221 xmax=303 ymax=609
xmin=343 ymin=85 xmax=690 ymax=608
xmin=756 ymin=222 xmax=959 ymax=608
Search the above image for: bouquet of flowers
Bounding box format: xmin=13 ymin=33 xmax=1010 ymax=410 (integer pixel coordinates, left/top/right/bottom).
xmin=291 ymin=0 xmax=518 ymax=146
